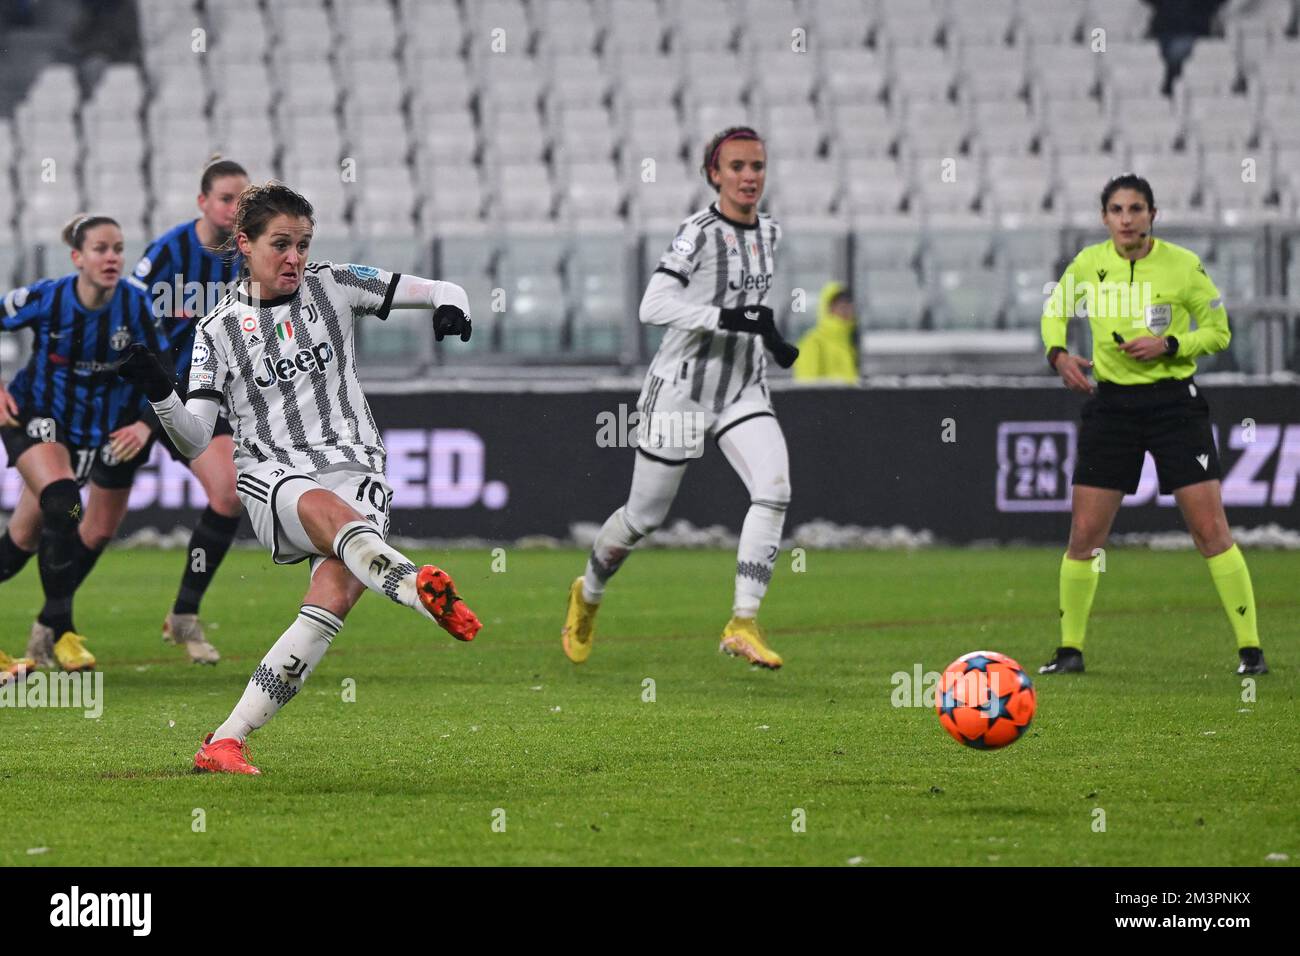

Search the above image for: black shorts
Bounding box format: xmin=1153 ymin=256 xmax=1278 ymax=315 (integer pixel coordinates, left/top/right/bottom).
xmin=155 ymin=411 xmax=234 ymax=463
xmin=1074 ymin=377 xmax=1222 ymax=495
xmin=1 ymin=413 xmax=150 ymax=490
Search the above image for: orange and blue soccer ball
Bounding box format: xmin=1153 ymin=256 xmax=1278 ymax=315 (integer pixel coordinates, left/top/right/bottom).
xmin=936 ymin=651 xmax=1036 ymax=749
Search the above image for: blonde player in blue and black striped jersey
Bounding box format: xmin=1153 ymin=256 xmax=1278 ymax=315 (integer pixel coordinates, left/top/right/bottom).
xmin=562 ymin=126 xmax=799 ymax=670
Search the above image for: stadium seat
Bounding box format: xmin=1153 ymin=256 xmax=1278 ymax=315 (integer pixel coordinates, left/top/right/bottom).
xmin=569 ymin=232 xmax=630 ymax=355
xmin=1039 ymin=99 xmax=1113 ymax=154
xmin=612 ymin=54 xmax=684 ymax=109
xmin=626 ymin=160 xmax=701 ymax=226
xmin=547 ymin=53 xmax=607 ymax=109
xmin=481 ymin=108 xmax=549 ymax=167
xmin=560 ymin=161 xmax=624 ymax=223
xmin=1015 ymin=4 xmax=1084 ymax=44
xmin=930 ymin=265 xmax=1007 ymax=329
xmin=603 ymin=0 xmax=668 ymax=54
xmin=948 ymin=0 xmax=1016 ymax=46
xmin=820 ymin=49 xmax=889 ymax=105
xmin=1173 ymin=38 xmax=1239 ymax=97
xmin=985 ymin=154 xmax=1052 ymax=218
xmin=857 ymin=267 xmax=927 ymax=330
xmin=753 ymin=52 xmax=818 ymax=106
xmin=1096 ymin=42 xmax=1169 ymax=99
xmin=874 ymin=1 xmax=943 ymax=48
xmin=959 ymin=44 xmax=1028 ymax=102
xmin=765 ymin=103 xmax=823 ymax=159
xmin=967 ymin=98 xmax=1038 ymax=155
xmin=805 ymin=0 xmax=873 ymax=49
xmin=537 ymin=0 xmax=599 ymax=53
xmin=493 ymin=163 xmax=556 ymax=223
xmin=900 ymin=100 xmax=968 ymax=157
xmin=1083 ymin=0 xmax=1152 ymax=43
xmin=338 ymin=0 xmax=400 ymax=58
xmin=834 ymin=102 xmax=900 ymax=157
xmin=1184 ymin=93 xmax=1258 ymax=152
xmin=422 ymin=163 xmax=486 ymax=230
xmin=665 ymin=0 xmax=737 ymax=51
xmin=844 ymin=157 xmax=909 ymax=218
xmin=767 ymin=157 xmax=838 ymax=217
xmin=889 ymin=47 xmax=956 ymax=103
xmin=1027 ymin=44 xmax=1099 ymax=104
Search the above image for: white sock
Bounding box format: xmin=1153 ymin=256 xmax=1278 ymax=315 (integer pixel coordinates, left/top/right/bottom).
xmin=212 ymin=605 xmax=342 ymax=742
xmin=332 ymin=520 xmax=433 ymax=621
xmin=583 ymin=507 xmax=645 ymax=604
xmin=583 ymin=452 xmax=685 ymax=604
xmin=733 ymin=500 xmax=787 ymax=618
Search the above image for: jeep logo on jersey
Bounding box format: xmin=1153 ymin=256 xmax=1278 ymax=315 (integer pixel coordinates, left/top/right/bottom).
xmin=728 ymin=270 xmax=772 ymax=292
xmin=252 ymin=342 xmax=335 ymax=387
xmin=110 ymin=326 xmax=131 ymax=351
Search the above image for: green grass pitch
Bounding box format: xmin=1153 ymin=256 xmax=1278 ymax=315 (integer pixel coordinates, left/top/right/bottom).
xmin=1 ymin=546 xmax=1296 ymax=866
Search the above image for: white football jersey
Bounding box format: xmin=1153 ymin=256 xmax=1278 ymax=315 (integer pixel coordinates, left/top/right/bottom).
xmin=188 ymin=262 xmax=399 ymax=473
xmin=648 ymin=203 xmax=781 ymax=412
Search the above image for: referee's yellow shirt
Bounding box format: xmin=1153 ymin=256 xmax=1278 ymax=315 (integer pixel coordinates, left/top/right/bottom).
xmin=1041 ymin=238 xmax=1231 ymax=385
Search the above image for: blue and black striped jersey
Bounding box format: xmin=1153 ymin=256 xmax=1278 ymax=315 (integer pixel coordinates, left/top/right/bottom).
xmin=1 ymin=275 xmax=169 ymax=447
xmin=129 ymin=219 xmax=242 ymax=386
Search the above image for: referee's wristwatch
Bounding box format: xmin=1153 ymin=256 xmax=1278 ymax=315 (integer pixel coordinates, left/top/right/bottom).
xmin=1163 ymin=335 xmax=1179 ymax=357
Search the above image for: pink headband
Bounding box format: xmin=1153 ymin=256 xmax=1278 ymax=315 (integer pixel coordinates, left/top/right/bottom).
xmin=709 ymin=130 xmax=761 ymax=171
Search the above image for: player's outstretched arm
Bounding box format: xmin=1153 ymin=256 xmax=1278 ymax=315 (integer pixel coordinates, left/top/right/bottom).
xmin=117 ymin=345 xmax=218 ymax=458
xmin=387 ymin=274 xmax=472 ymax=341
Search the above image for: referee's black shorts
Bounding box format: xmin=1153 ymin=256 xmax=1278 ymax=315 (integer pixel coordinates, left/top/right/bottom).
xmin=1074 ymin=377 xmax=1222 ymax=495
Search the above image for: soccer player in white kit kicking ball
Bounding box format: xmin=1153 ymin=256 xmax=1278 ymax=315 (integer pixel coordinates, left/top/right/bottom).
xmin=119 ymin=182 xmax=482 ymax=774
xmin=562 ymin=126 xmax=799 ymax=669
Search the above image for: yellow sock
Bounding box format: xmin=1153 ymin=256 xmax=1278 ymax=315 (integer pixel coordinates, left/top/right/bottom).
xmin=1206 ymin=544 xmax=1260 ymax=649
xmin=1059 ymin=554 xmax=1100 ymax=651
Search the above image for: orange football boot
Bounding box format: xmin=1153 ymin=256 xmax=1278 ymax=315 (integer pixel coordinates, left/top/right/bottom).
xmin=417 ymin=565 xmax=482 ymax=641
xmin=193 ymin=733 xmax=261 ymax=775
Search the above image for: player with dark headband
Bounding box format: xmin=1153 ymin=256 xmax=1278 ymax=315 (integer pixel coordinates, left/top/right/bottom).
xmin=561 ymin=126 xmax=798 ymax=670
xmin=1039 ymin=173 xmax=1268 ymax=676
xmin=124 ymin=155 xmax=251 ymax=664
xmin=0 ymin=214 xmax=169 ymax=675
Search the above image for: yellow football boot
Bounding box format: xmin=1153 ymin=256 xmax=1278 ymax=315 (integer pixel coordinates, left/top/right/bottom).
xmin=719 ymin=616 xmax=783 ymax=669
xmin=561 ymin=576 xmax=599 ymax=663
xmin=53 ymin=632 xmax=95 ymax=672
xmin=0 ymin=650 xmax=35 ymax=685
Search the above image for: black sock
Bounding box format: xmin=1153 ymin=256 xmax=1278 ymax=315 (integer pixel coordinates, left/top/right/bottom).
xmin=37 ymin=526 xmax=80 ymax=637
xmin=71 ymin=535 xmax=105 ymax=590
xmin=173 ymin=507 xmax=241 ymax=615
xmin=0 ymin=529 xmax=36 ymax=583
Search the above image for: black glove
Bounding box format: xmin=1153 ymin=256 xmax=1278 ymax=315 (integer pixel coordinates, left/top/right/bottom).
xmin=766 ymin=337 xmax=800 ymax=369
xmin=718 ymin=304 xmax=775 ymax=336
xmin=433 ymin=304 xmax=472 ymax=342
xmin=718 ymin=305 xmax=800 ymax=368
xmin=116 ymin=344 xmax=175 ymax=402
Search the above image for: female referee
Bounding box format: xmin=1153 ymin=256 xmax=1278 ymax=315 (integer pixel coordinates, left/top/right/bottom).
xmin=560 ymin=126 xmax=799 ymax=670
xmin=118 ymin=181 xmax=482 ymax=774
xmin=126 ymin=156 xmax=250 ymax=664
xmin=1039 ymin=173 xmax=1267 ymax=676
xmin=0 ymin=214 xmax=168 ymax=674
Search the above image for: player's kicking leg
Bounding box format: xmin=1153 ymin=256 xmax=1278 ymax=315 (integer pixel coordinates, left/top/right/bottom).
xmin=564 ymin=448 xmax=685 ymax=663
xmin=193 ymin=465 xmax=482 ymax=775
xmin=714 ymin=410 xmax=790 ymax=670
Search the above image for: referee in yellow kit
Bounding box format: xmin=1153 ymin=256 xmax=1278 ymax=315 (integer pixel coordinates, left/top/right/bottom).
xmin=1039 ymin=174 xmax=1267 ymax=676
